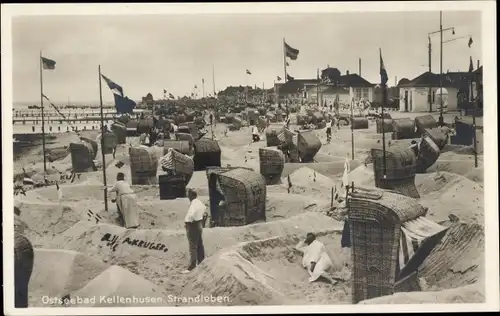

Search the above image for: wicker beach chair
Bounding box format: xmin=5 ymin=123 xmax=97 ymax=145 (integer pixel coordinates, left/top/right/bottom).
xmin=208 ymin=168 xmax=266 ymax=227
xmin=259 ymin=147 xmax=285 ymax=185
xmin=129 ymin=146 xmax=158 ymax=185
xmin=193 ymin=138 xmax=221 ymax=171
xmin=162 ymin=140 xmax=193 ymax=156
xmin=370 ymin=147 xmax=420 ymax=198
xmin=70 ymin=140 xmax=97 ymax=173
xmin=392 ymin=118 xmax=417 ymax=140
xmin=376 ymin=118 xmax=393 ymax=134
xmin=415 ymin=135 xmax=440 ymax=173
xmin=414 ymin=115 xmax=437 ymax=135
xmin=347 ymin=187 xmax=448 ymax=304
xmin=297 ymin=131 xmax=322 ymax=163
xmin=111 ymin=122 xmax=127 ymax=144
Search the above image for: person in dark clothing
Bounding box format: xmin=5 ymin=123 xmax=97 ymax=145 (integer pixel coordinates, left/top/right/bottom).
xmin=148 ymin=128 xmax=157 ymax=147
xmin=15 ymin=232 xmax=34 ymax=308
xmin=209 ymin=113 xmax=213 ymax=126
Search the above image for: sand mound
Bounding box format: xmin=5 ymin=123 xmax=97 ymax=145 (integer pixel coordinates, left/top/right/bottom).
xmin=282 ymin=167 xmax=336 ymax=198
xmin=49 ymin=212 xmax=342 ymax=292
xmin=418 ymin=223 xmax=484 ymax=291
xmin=265 ymin=192 xmax=331 ymax=220
xmin=463 ymin=166 xmax=484 ymax=184
xmin=71 ymin=266 xmax=168 ymax=307
xmin=347 ymin=164 xmax=375 ymax=187
xmin=29 ymin=248 xmax=109 ymax=307
xmin=417 ymin=172 xmax=484 ymax=224
xmin=183 ymin=232 xmax=350 ymax=306
xmin=358 ymin=283 xmax=484 ymax=304
xmin=282 ymin=160 xmax=361 ymax=180
xmin=15 ymin=201 xmax=85 ymax=246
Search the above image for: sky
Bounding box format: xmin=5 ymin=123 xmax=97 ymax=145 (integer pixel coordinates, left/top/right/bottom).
xmin=11 ymin=10 xmax=482 ymax=104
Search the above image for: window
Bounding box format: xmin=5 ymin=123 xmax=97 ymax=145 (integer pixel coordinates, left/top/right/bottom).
xmin=355 ymin=88 xmax=361 ymax=100
xmin=363 ymin=88 xmax=369 ymax=99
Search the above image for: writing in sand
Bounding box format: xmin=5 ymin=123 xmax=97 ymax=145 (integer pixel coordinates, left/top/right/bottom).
xmin=101 ymin=233 xmax=169 ymax=253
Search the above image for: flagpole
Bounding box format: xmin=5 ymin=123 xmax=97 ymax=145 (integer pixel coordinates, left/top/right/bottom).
xmin=283 ymin=38 xmax=288 ymax=83
xmin=380 ymin=48 xmax=387 ymax=180
xmin=39 ymin=51 xmax=47 ymax=173
xmin=350 ymin=97 xmax=355 ymax=160
xmin=202 ymin=79 xmax=205 ymax=98
xmin=212 ymin=64 xmax=216 ymax=98
xmin=98 ymin=65 xmax=109 ymax=212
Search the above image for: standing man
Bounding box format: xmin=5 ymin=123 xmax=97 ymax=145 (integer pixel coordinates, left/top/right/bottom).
xmin=109 ymin=172 xmax=140 ymax=229
xmin=325 ymin=119 xmax=332 ymax=143
xmin=182 ymin=189 xmax=208 ymax=274
xmin=251 ymin=124 xmax=260 ymax=142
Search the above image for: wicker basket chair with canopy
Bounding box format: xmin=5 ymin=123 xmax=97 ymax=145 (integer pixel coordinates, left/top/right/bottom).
xmin=346 ymin=186 xmax=449 ymax=304
xmin=207 ymin=168 xmax=266 ymax=227
xmin=370 ymin=147 xmax=420 ymax=198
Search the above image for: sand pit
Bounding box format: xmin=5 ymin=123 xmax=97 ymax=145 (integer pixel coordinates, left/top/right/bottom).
xmin=182 ymin=232 xmax=351 ymax=305
xmin=47 ymin=212 xmax=342 ymax=293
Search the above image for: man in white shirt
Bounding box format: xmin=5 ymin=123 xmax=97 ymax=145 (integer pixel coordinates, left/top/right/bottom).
xmin=295 ymin=233 xmax=334 ymax=283
xmin=182 ymin=189 xmax=208 ymax=274
xmin=109 ymin=172 xmax=139 ymax=229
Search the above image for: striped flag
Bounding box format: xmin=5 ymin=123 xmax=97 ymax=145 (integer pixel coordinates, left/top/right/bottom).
xmin=101 ymin=74 xmax=124 ymax=97
xmin=41 ymin=56 xmax=56 ymax=70
xmin=246 ymin=69 xmax=252 ymax=75
xmin=284 ymin=41 xmax=300 ymax=60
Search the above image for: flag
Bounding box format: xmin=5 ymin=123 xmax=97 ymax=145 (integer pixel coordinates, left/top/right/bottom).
xmin=286 ymin=74 xmax=295 ymax=81
xmin=163 ymin=89 xmax=167 ymax=94
xmin=42 ymin=93 xmax=67 ymax=119
xmin=341 ymin=157 xmax=350 ymax=189
xmin=194 ymin=85 xmax=198 ymax=89
xmin=56 ymin=182 xmax=63 ymax=202
xmin=202 ymin=78 xmax=205 ymax=84
xmin=246 ymin=69 xmax=252 ymax=75
xmin=277 ymin=76 xmax=282 ymax=81
xmin=113 ymin=94 xmax=136 ymax=114
xmin=284 ymin=41 xmax=299 ymax=60
xmin=169 ymin=93 xmax=175 ymax=99
xmin=41 ymin=56 xmax=56 ymax=70
xmin=469 ymin=56 xmax=474 ymax=72
xmin=468 ymin=37 xmax=473 ymax=48
xmin=101 ymin=74 xmax=124 ymax=97
xmin=380 ymin=48 xmax=388 ymax=86
xmin=285 ymin=61 xmax=290 ymax=66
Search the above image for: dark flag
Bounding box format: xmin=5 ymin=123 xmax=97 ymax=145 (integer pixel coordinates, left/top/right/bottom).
xmin=286 ymin=74 xmax=295 ymax=81
xmin=380 ymin=48 xmax=388 ymax=86
xmin=101 ymin=74 xmax=124 ymax=97
xmin=468 ymin=37 xmax=473 ymax=48
xmin=277 ymin=76 xmax=282 ymax=81
xmin=113 ymin=94 xmax=136 ymax=114
xmin=246 ymin=69 xmax=252 ymax=75
xmin=284 ymin=41 xmax=299 ymax=60
xmin=41 ymin=56 xmax=56 ymax=70
xmin=169 ymin=93 xmax=175 ymax=99
xmin=202 ymin=78 xmax=205 ymax=84
xmin=285 ymin=61 xmax=290 ymax=66
xmin=163 ymin=89 xmax=167 ymax=93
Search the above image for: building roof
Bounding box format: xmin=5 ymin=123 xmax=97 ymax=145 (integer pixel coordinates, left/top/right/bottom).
xmin=339 ymin=73 xmax=375 ymax=87
xmin=399 ymin=71 xmax=459 ymax=88
xmin=306 ymin=85 xmax=349 ymax=94
xmin=277 ymin=79 xmax=320 ymax=94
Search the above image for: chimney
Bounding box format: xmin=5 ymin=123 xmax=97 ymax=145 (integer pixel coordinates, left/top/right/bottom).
xmin=346 ymin=70 xmax=350 ymax=75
